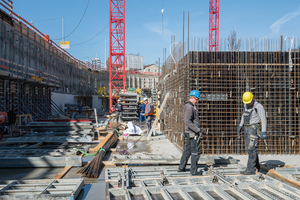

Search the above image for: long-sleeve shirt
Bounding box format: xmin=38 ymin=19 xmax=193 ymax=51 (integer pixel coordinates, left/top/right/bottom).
xmin=140 ymin=103 xmax=146 ymax=113
xmin=114 ymin=103 xmax=123 ymax=112
xmin=183 ymin=100 xmax=201 ymax=137
xmin=239 ymin=101 xmax=267 ymax=132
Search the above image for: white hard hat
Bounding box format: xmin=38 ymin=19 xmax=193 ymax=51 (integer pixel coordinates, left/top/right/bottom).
xmin=117 ymin=99 xmax=121 ymax=102
xmin=143 ymin=98 xmax=148 ymax=101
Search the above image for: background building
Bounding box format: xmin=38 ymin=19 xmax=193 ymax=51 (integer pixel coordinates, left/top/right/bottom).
xmin=142 ymin=64 xmax=160 ymax=74
xmin=92 ymin=57 xmax=101 ymax=70
xmin=126 ymin=54 xmax=144 ymax=70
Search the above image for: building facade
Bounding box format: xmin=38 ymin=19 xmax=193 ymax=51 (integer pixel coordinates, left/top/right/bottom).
xmin=92 ymin=58 xmax=101 ymax=70
xmin=126 ymin=54 xmax=144 ymax=70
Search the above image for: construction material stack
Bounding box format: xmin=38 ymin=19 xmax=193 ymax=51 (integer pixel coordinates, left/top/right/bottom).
xmin=119 ymin=93 xmax=139 ymax=121
xmin=152 ymin=88 xmax=158 ymax=105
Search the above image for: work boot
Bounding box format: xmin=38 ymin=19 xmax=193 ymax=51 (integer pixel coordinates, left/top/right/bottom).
xmin=178 ymin=168 xmax=185 ymax=172
xmin=191 ymin=170 xmax=203 ymax=176
xmin=241 ymin=170 xmax=255 ymax=175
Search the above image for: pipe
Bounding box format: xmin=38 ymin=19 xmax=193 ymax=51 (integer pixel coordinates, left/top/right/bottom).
xmin=284 ymin=36 xmax=294 ymax=72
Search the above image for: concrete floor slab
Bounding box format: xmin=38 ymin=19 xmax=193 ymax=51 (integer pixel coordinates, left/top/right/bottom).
xmin=232 ymin=154 xmax=300 ymax=168
xmin=2 ymin=122 xmax=300 ymax=200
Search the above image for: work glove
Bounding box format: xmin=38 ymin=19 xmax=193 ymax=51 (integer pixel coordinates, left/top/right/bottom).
xmin=142 ymin=114 xmax=146 ymax=116
xmin=238 ymin=126 xmax=242 ymax=133
xmin=260 ymin=132 xmax=267 ymax=140
xmin=199 ymin=128 xmax=206 ymax=134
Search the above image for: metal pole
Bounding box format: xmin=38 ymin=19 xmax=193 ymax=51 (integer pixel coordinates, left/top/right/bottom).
xmin=105 ymin=37 xmax=107 ymax=68
xmin=188 ymin=12 xmax=190 ymax=94
xmin=182 ymin=11 xmax=185 ymax=58
xmin=62 ymin=17 xmax=64 ymax=42
xmin=158 ymin=57 xmax=160 ymax=76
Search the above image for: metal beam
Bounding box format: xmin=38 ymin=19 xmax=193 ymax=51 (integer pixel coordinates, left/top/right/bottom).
xmin=0 ymin=179 xmax=84 ymax=199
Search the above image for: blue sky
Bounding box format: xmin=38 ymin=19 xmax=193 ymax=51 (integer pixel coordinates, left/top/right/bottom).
xmin=11 ymin=0 xmax=300 ymax=66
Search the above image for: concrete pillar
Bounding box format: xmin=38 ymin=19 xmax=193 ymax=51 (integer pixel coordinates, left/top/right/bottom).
xmin=51 ymin=92 xmax=75 ymax=112
xmin=92 ymin=95 xmax=103 ymax=111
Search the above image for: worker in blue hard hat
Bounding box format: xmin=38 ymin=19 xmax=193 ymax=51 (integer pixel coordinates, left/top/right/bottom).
xmin=238 ymin=92 xmax=267 ymax=175
xmin=178 ymin=90 xmax=203 ymax=176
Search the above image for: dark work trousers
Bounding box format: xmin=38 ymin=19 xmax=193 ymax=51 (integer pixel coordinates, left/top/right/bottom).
xmin=244 ymin=126 xmax=260 ymax=172
xmin=146 ymin=115 xmax=152 ymax=134
xmin=116 ymin=111 xmax=122 ymax=124
xmin=179 ymin=132 xmax=201 ymax=175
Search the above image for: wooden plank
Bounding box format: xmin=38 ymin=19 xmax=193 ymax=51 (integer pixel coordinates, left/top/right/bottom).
xmin=102 ymin=161 xmax=116 ymax=166
xmin=268 ymin=169 xmax=300 ymax=188
xmin=97 ymin=136 xmax=107 ymax=140
xmin=89 ymin=131 xmax=114 ymax=152
xmin=97 ymin=126 xmax=107 ymax=131
xmin=94 ymin=108 xmax=100 ymax=136
xmin=260 ymin=164 xmax=300 ymax=188
xmin=53 ymin=166 xmax=72 ymax=179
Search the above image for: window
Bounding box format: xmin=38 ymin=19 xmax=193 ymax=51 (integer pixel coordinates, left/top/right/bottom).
xmin=155 ymin=69 xmax=157 ymax=72
xmin=148 ymin=69 xmax=150 ymax=72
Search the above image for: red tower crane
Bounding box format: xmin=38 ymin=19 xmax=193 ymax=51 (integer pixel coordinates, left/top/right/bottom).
xmin=109 ymin=0 xmax=125 ymax=112
xmin=209 ymin=0 xmax=219 ymax=51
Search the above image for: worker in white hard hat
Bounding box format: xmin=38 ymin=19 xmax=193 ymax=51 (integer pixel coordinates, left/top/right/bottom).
xmin=114 ymin=99 xmax=123 ymax=124
xmin=238 ymin=92 xmax=267 ymax=175
xmin=142 ymin=98 xmax=154 ymax=134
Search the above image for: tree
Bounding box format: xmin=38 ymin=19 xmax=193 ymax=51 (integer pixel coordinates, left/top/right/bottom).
xmin=227 ymin=27 xmax=242 ymax=51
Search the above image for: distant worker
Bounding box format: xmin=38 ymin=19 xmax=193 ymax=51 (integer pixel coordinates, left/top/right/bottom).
xmin=238 ymin=92 xmax=267 ymax=175
xmin=139 ymin=101 xmax=146 ymax=122
xmin=78 ymin=101 xmax=83 ymax=114
xmin=178 ymin=90 xmax=203 ymax=176
xmin=143 ymin=98 xmax=154 ymax=134
xmin=114 ymin=99 xmax=123 ymax=124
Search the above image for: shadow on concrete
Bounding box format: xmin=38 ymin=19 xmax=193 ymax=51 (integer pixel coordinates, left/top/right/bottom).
xmin=77 ymin=184 xmax=92 ymax=200
xmin=261 ymin=160 xmax=286 ymax=169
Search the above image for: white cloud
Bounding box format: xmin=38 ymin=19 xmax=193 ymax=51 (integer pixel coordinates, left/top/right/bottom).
xmin=144 ymin=20 xmax=172 ymax=38
xmin=269 ymin=7 xmax=300 ymax=36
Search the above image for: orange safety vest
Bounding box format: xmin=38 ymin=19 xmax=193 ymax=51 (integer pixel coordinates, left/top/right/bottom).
xmin=145 ymin=103 xmax=154 ymax=116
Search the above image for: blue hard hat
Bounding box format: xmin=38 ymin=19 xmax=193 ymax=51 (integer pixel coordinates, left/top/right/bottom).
xmin=189 ymin=90 xmax=201 ymax=99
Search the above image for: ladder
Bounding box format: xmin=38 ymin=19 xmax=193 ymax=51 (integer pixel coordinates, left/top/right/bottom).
xmin=147 ymin=92 xmax=169 ymax=140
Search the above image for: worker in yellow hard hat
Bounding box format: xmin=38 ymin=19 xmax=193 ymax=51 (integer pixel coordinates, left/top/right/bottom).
xmin=238 ymin=92 xmax=267 ymax=175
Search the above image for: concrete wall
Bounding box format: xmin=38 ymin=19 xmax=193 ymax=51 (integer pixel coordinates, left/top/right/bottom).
xmin=92 ymin=95 xmax=103 ymax=111
xmin=51 ymin=92 xmax=76 ymax=112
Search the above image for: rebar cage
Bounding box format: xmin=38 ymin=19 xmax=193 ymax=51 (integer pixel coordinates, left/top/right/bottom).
xmin=160 ymin=39 xmax=300 ymax=155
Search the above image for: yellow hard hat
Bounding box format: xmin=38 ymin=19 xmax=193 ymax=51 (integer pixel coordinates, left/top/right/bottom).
xmin=140 ymin=101 xmax=143 ymax=103
xmin=243 ymin=92 xmax=253 ymax=104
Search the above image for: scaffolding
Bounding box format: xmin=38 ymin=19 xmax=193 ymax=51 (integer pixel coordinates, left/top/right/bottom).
xmin=0 ymin=8 xmax=109 ymax=120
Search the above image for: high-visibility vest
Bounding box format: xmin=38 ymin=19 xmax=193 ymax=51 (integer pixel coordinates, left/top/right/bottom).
xmin=145 ymin=103 xmax=154 ymax=116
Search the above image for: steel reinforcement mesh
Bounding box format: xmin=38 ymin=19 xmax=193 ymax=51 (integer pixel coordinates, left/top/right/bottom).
xmin=160 ymin=50 xmax=300 ymax=155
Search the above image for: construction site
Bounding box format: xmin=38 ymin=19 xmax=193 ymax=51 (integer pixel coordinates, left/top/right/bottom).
xmin=1 ymin=0 xmax=300 ymax=199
